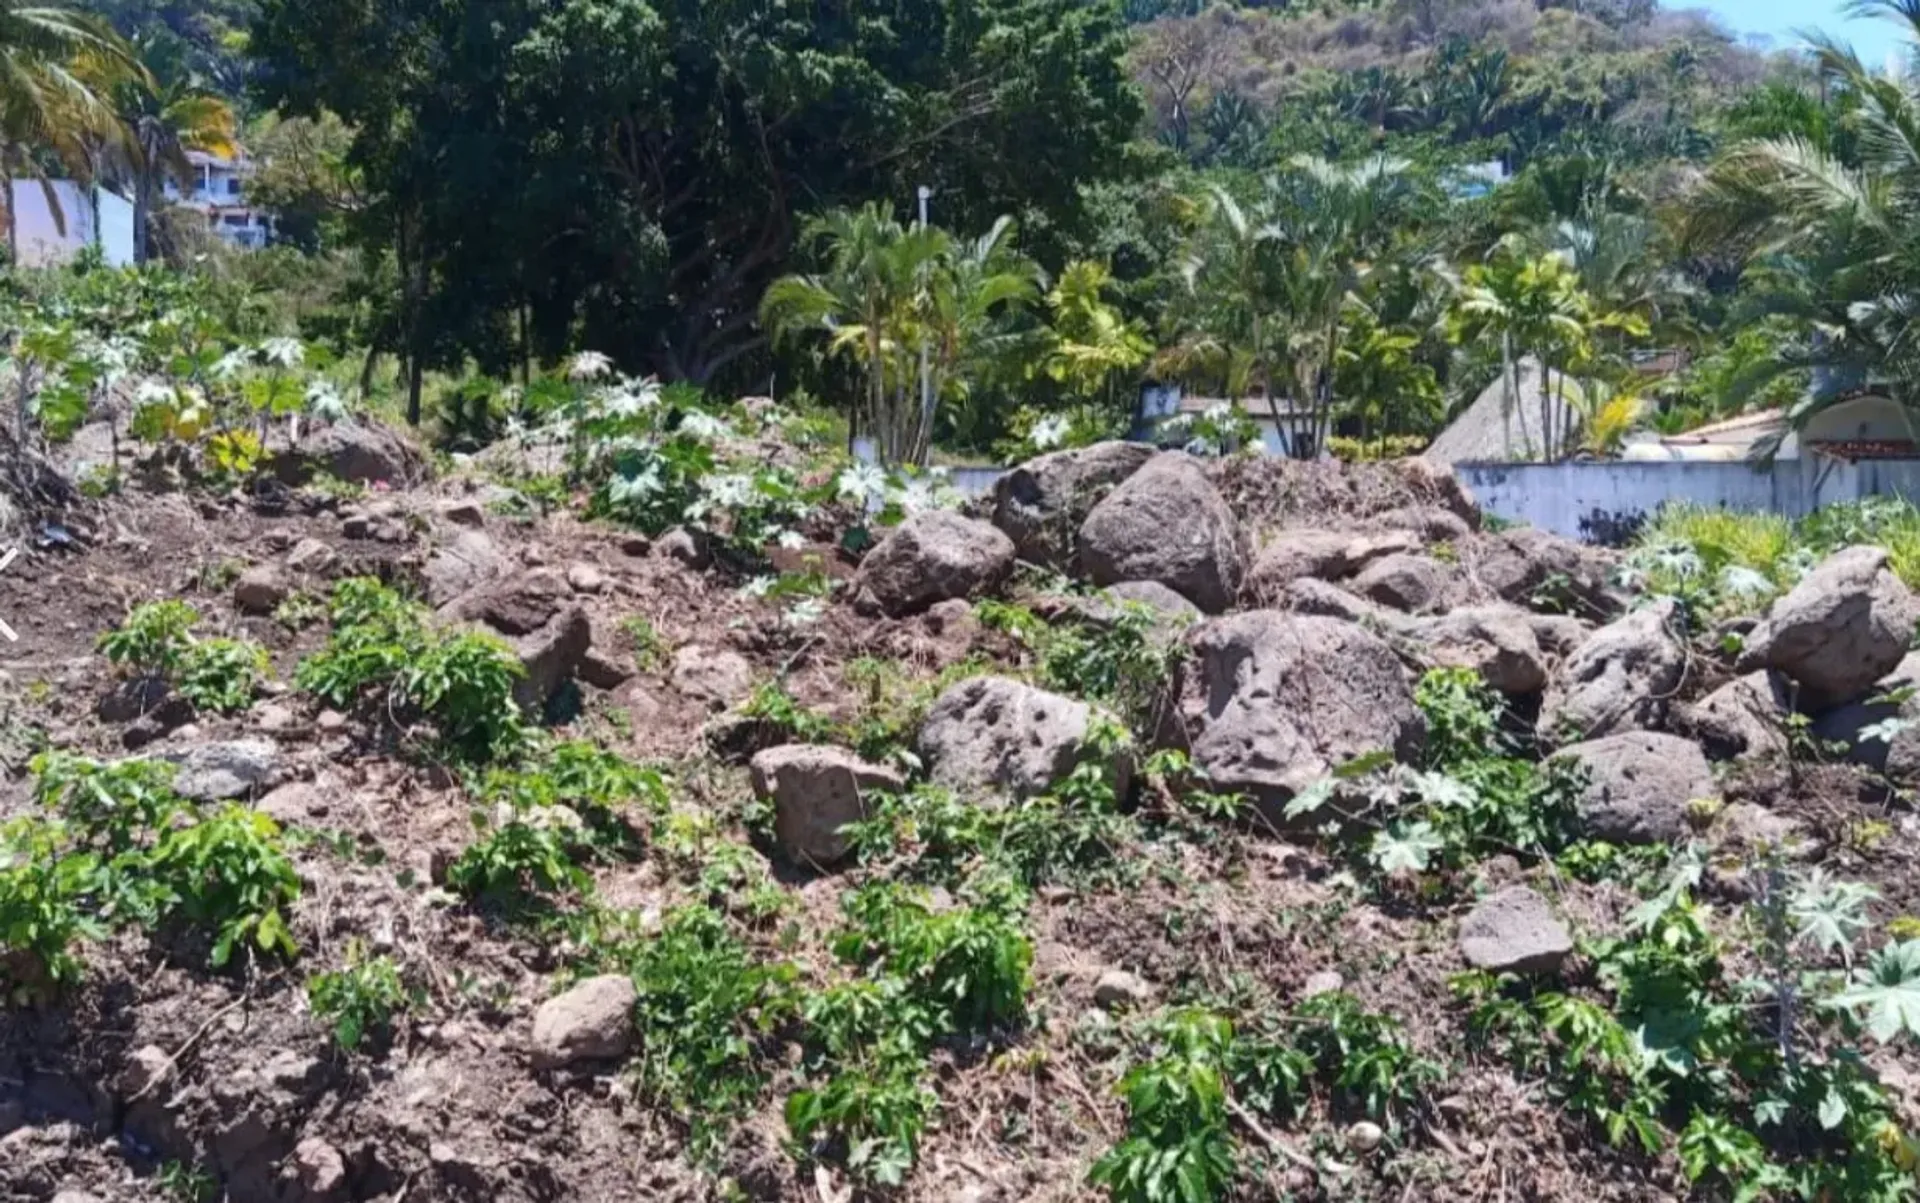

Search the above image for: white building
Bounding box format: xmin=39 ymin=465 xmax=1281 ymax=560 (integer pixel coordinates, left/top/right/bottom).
xmin=164 ymin=150 xmax=272 ymax=248
xmin=1137 ymin=384 xmax=1327 ymax=458
xmin=9 ymin=181 xmax=134 ymax=267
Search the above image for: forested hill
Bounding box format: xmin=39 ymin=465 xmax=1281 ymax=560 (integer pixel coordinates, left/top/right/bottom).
xmin=75 ymin=0 xmax=257 ymax=97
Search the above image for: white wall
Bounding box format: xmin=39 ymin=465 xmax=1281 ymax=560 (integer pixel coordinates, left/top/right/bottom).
xmin=11 ymin=182 xmax=133 ymax=267
xmin=1458 ymin=458 xmax=1920 ymax=542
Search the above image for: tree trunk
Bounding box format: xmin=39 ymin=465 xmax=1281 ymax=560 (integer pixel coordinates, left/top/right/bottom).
xmin=133 ymin=171 xmax=151 ymax=265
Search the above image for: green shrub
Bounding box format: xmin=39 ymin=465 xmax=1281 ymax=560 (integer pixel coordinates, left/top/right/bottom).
xmin=98 ymin=599 xmax=199 ymax=678
xmin=98 ymin=602 xmax=269 ymax=714
xmin=143 ymin=805 xmax=301 ymax=967
xmin=307 ymin=942 xmax=414 ymax=1050
xmin=0 ymin=818 xmax=103 ymax=1000
xmin=834 ymin=885 xmax=1032 ymax=1036
xmin=1089 ymin=1010 xmax=1238 ymax=1203
xmin=177 ymin=638 xmax=270 ymax=714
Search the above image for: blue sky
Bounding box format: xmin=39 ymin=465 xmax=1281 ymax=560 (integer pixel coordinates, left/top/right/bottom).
xmin=1693 ymin=0 xmax=1909 ymax=65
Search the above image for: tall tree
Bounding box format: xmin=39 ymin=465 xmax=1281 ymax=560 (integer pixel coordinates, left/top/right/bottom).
xmin=107 ymin=33 xmax=237 ymax=262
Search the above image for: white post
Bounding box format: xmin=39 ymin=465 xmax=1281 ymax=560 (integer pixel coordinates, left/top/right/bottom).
xmin=917 ymin=185 xmax=933 ymax=461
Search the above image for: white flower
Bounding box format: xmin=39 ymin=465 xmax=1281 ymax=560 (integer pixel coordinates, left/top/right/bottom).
xmin=705 ymin=474 xmax=756 ymax=509
xmin=208 ymin=349 xmax=251 ymax=381
xmin=680 ymin=411 xmax=733 ymax=442
xmin=258 ymin=337 xmax=306 ymax=369
xmin=1029 ymin=415 xmax=1070 ymax=450
xmin=837 ymin=462 xmax=889 ymax=505
xmin=566 ymin=350 xmax=615 ymax=381
xmin=775 ymin=529 xmax=807 ymax=551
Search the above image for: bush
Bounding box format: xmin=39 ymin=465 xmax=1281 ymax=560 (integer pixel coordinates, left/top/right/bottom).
xmin=143 ymin=806 xmax=301 ymax=967
xmin=99 ymin=602 xmax=269 ymax=715
xmin=307 ymin=942 xmax=414 ymax=1051
xmin=0 ymin=818 xmax=103 ymax=1000
xmin=1089 ymin=1011 xmax=1237 ymax=1203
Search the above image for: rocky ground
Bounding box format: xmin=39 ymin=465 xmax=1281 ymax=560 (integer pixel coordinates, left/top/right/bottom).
xmin=3 ymin=424 xmax=1919 ymax=1203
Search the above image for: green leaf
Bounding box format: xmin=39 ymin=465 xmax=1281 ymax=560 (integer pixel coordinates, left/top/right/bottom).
xmin=1370 ymin=820 xmax=1444 ymax=876
xmin=1835 ymin=941 xmax=1920 ymax=1043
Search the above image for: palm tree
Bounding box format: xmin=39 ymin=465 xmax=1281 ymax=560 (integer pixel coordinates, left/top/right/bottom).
xmin=1685 ymin=0 xmax=1920 ymax=432
xmin=109 ymin=34 xmax=239 ymax=263
xmin=0 ymin=3 xmax=139 ymax=252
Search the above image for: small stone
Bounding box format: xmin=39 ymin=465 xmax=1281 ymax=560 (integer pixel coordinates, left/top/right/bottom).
xmin=1301 ymin=970 xmax=1345 ymax=999
xmin=98 ymin=676 xmax=172 ymax=723
xmin=436 ymin=499 xmax=487 ymax=529
xmin=257 ymin=782 xmax=326 ymax=824
xmin=1346 ymin=1120 xmax=1384 ymax=1153
xmin=117 ymin=1044 xmax=171 ymax=1099
xmin=1458 ymin=886 xmax=1573 ymax=975
xmin=1093 ymin=970 xmax=1154 ymax=1011
xmin=293 ymin=1137 xmax=347 ymax=1196
xmin=317 ymin=710 xmax=349 ymax=733
xmin=530 ymin=975 xmax=637 ymax=1070
xmin=672 ymin=645 xmax=755 ymax=710
xmin=262 ymin=529 xmax=296 ymax=552
xmin=656 ymin=527 xmax=711 ymax=569
xmin=233 ymin=564 xmax=292 ymax=615
xmin=153 ymin=739 xmax=285 ymax=801
xmin=341 ymin=511 xmax=373 ymax=539
xmin=620 ymin=534 xmax=652 ymax=557
xmin=52 ymin=1193 xmax=104 ymax=1203
xmin=252 ymin=702 xmax=298 ymax=734
xmin=286 ymin=538 xmax=337 ymax=574
xmin=566 ymin=562 xmax=609 ymax=594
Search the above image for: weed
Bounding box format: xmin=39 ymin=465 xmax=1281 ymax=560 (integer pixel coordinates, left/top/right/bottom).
xmin=1089 ymin=1010 xmax=1237 ymax=1203
xmin=155 ymin=1160 xmax=217 ymax=1203
xmin=445 ymin=805 xmax=590 ymax=913
xmin=619 ymin=614 xmax=669 ymax=671
xmin=177 ymin=637 xmax=271 ymax=714
xmin=978 ymin=598 xmax=1181 ymax=736
xmin=307 ymin=941 xmax=415 ymax=1051
xmin=98 ymin=599 xmax=199 ymax=678
xmin=273 ymin=591 xmax=327 ymax=631
xmin=737 ymin=681 xmax=836 ymax=745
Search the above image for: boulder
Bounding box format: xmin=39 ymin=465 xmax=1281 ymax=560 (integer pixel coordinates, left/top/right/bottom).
xmin=1341 ymin=531 xmax=1425 ymax=575
xmin=233 ymin=564 xmax=291 ymax=615
xmin=1470 ymin=528 xmax=1619 ymax=619
xmin=529 ymin=975 xmax=636 ymax=1070
xmin=1458 ymin=886 xmax=1572 ymax=975
xmin=1079 ymin=453 xmax=1245 ymax=613
xmin=435 ymin=498 xmax=487 ymax=529
xmin=1396 ymin=457 xmax=1481 ymax=529
xmin=1554 ymin=731 xmax=1715 ymax=844
xmin=577 ymin=620 xmax=636 ymax=690
xmin=455 ymin=567 xmax=568 ymax=635
xmin=1349 ymin=553 xmax=1455 ymax=615
xmin=1739 ymin=546 xmax=1920 ymax=710
xmin=918 ymin=676 xmax=1129 ymax=803
xmin=1187 ymin=613 xmax=1425 ymax=822
xmin=425 ymin=529 xmax=510 ymax=607
xmin=1537 ymin=601 xmax=1686 ymax=746
xmin=1418 ymin=607 xmax=1550 ymax=695
xmin=284 ymin=421 xmax=425 ymax=487
xmin=990 ymin=441 xmax=1156 ymax=570
xmin=1277 ymin=578 xmax=1412 ymax=631
xmin=672 ymin=646 xmax=755 ymax=710
xmin=1244 ymin=530 xmax=1356 ymax=601
xmin=507 ymin=607 xmax=591 ymax=714
xmin=285 ymin=538 xmax=337 ymax=575
xmin=1815 ymin=652 xmax=1920 ymax=782
xmin=154 ymin=739 xmax=285 ymax=801
xmin=1684 ymin=671 xmax=1791 ymax=762
xmin=852 ymin=511 xmax=1015 ymax=618
xmin=1528 ymin=614 xmax=1592 ymax=660
xmin=750 ymin=744 xmax=906 ymax=867
xmin=1374 ymin=505 xmax=1473 ymax=545
xmin=1102 ymin=580 xmax=1202 ymax=625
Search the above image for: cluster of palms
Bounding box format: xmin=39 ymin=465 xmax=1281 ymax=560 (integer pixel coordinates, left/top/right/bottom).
xmin=0 ymin=2 xmax=236 ymax=261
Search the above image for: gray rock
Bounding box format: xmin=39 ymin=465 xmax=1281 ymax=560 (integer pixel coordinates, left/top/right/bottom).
xmin=1349 ymin=553 xmax=1454 ymax=614
xmin=1685 ymin=671 xmax=1791 ymax=761
xmin=154 ymin=739 xmax=285 ymax=801
xmin=1419 ymin=607 xmax=1549 ymax=695
xmin=991 ymin=441 xmax=1156 ymax=570
xmin=1458 ymin=886 xmax=1573 ymax=974
xmin=918 ymin=676 xmax=1129 ymax=803
xmin=1301 ymin=970 xmax=1345 ymax=998
xmin=1537 ymin=601 xmax=1686 ymax=747
xmin=117 ymin=1044 xmax=172 ymax=1098
xmin=1396 ymin=457 xmax=1482 ymax=528
xmin=1187 ymin=613 xmax=1425 ymax=823
xmin=508 ymin=607 xmax=591 ymax=714
xmin=1713 ymin=802 xmax=1817 ymax=858
xmin=257 ymin=782 xmax=327 ymax=824
xmin=751 ymin=745 xmax=906 ymax=867
xmin=424 ymin=529 xmax=510 ymax=607
xmin=233 ymin=564 xmax=291 ymax=615
xmin=578 ymin=643 xmax=635 ymax=691
xmin=1244 ymin=530 xmax=1356 ymax=601
xmin=566 ymin=562 xmax=609 ymax=595
xmin=1815 ymin=652 xmax=1920 ymax=782
xmin=1471 ymin=528 xmax=1620 ymax=619
xmin=454 ymin=567 xmax=568 ymax=635
xmin=852 ymin=511 xmax=1015 ymax=618
xmin=1554 ymin=731 xmax=1716 ymax=844
xmin=529 ymin=975 xmax=636 ymax=1070
xmin=1528 ymin=614 xmax=1592 ymax=660
xmin=655 ymin=526 xmax=711 ymax=570
xmin=673 ymin=645 xmax=755 ymax=710
xmin=52 ymin=1193 xmax=104 ymax=1203
xmin=1079 ymin=453 xmax=1245 ymax=613
xmin=1277 ymin=578 xmax=1412 ymax=631
xmin=435 ymin=498 xmax=487 ymax=529
xmin=286 ymin=538 xmax=337 ymax=575
xmin=98 ymin=675 xmax=172 ymax=723
xmin=1093 ymin=969 xmax=1154 ymax=1010
xmin=1739 ymin=545 xmax=1920 ymax=710
xmin=1341 ymin=531 xmax=1425 ymax=575
xmin=293 ymin=1136 xmax=348 ymax=1197
xmin=1103 ymin=580 xmax=1202 ymax=625
xmin=1374 ymin=505 xmax=1473 ymax=544
xmin=286 ymin=421 xmax=425 ymax=487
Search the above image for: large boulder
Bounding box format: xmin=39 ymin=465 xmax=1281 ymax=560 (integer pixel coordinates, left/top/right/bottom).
xmin=1187 ymin=613 xmax=1425 ymax=822
xmin=1738 ymin=546 xmax=1920 ymax=710
xmin=281 ymin=421 xmax=426 ymax=488
xmin=153 ymin=739 xmax=286 ymax=801
xmin=1815 ymin=652 xmax=1920 ymax=782
xmin=1395 ymin=457 xmax=1481 ymax=529
xmin=852 ymin=511 xmax=1015 ymax=618
xmin=750 ymin=745 xmax=907 ymax=867
xmin=425 ymin=529 xmax=511 ymax=607
xmin=1418 ymin=607 xmax=1550 ymax=695
xmin=918 ymin=676 xmax=1129 ymax=803
xmin=1537 ymin=601 xmax=1686 ymax=746
xmin=1079 ymin=453 xmax=1245 ymax=613
xmin=1277 ymin=578 xmax=1413 ymax=631
xmin=1244 ymin=531 xmax=1356 ymax=602
xmin=529 ymin=975 xmax=636 ymax=1070
xmin=455 ymin=570 xmax=590 ymax=713
xmin=1469 ymin=528 xmax=1620 ymax=619
xmin=1553 ymin=731 xmax=1715 ymax=844
xmin=990 ymin=442 xmax=1155 ymax=570
xmin=1457 ymin=886 xmax=1572 ymax=975
xmin=1349 ymin=553 xmax=1456 ymax=615
xmin=1683 ymin=671 xmax=1791 ymax=762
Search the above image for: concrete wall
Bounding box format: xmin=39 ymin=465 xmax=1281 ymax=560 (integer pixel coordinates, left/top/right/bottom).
xmin=1458 ymin=458 xmax=1920 ymax=543
xmin=11 ymin=182 xmax=133 ymax=267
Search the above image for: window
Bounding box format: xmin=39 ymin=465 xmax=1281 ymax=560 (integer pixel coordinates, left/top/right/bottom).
xmin=223 ymin=214 xmax=249 ymax=227
xmin=226 ymin=178 xmax=242 ymax=196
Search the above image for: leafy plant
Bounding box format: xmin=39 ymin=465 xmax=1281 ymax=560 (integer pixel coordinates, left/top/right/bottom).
xmin=143 ymin=805 xmax=301 ymax=967
xmin=0 ymin=818 xmax=103 ymax=1000
xmin=307 ymin=942 xmax=414 ymax=1050
xmin=1089 ymin=1010 xmax=1237 ymax=1203
xmin=98 ymin=599 xmax=199 ymax=679
xmin=177 ymin=637 xmax=270 ymax=714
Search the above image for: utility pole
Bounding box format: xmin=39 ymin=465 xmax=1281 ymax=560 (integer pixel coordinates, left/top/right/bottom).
xmin=917 ymin=185 xmax=933 ymax=462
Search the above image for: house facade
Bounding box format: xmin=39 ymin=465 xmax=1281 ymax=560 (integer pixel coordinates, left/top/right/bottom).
xmin=1136 ymin=385 xmax=1329 ymax=458
xmin=164 ymin=151 xmax=272 ymax=249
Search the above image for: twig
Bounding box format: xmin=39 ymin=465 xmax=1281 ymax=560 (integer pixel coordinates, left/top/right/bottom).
xmin=125 ymin=991 xmax=254 ymax=1104
xmin=1225 ymin=1096 xmax=1337 ymax=1175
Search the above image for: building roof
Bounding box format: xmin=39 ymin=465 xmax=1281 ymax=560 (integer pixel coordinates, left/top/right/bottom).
xmin=1425 ymin=358 xmax=1579 ymax=464
xmin=1660 ymin=409 xmax=1785 ymax=447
